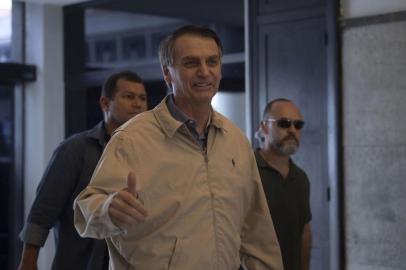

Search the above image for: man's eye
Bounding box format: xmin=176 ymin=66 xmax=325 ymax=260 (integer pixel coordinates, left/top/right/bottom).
xmin=184 ymin=61 xmax=198 ymax=67
xmin=208 ymin=59 xmax=219 ymax=66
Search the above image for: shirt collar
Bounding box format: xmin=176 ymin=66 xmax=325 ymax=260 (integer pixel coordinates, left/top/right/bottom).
xmin=166 ymin=94 xmax=224 ymax=130
xmin=166 ymin=94 xmax=193 ymax=124
xmin=254 ymin=148 xmax=270 ymax=168
xmin=87 ymin=121 xmax=110 ymax=147
xmin=154 ymin=95 xmax=226 ymax=138
xmin=254 ymin=148 xmax=298 ymax=178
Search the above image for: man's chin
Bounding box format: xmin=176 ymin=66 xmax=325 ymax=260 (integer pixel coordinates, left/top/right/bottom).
xmin=130 ymin=111 xmax=142 ymax=117
xmin=278 ymin=142 xmax=298 ymax=156
xmin=192 ymin=93 xmax=216 ymax=104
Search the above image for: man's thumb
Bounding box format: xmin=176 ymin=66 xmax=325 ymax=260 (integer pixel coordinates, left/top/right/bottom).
xmin=127 ymin=171 xmax=137 ymax=196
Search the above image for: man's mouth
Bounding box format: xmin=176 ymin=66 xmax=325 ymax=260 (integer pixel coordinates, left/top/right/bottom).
xmin=194 ymin=82 xmax=212 ymax=89
xmin=284 ymin=136 xmax=298 ymax=144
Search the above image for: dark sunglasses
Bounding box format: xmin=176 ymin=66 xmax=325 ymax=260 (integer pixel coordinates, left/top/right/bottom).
xmin=263 ymin=118 xmax=305 ymax=130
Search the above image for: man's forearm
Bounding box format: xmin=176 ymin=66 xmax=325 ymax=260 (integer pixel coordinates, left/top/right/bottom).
xmin=17 ymin=243 xmax=40 ymax=270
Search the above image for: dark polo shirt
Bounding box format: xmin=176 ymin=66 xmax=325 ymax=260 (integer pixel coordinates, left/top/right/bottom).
xmin=254 ymin=149 xmax=312 ymax=270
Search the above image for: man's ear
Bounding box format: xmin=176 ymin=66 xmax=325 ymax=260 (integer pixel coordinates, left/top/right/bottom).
xmin=260 ymin=120 xmax=269 ymax=134
xmin=162 ymin=65 xmax=172 ymax=86
xmin=99 ymin=96 xmax=110 ymax=112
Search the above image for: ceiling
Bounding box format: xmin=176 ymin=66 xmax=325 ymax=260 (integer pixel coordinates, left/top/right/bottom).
xmin=16 ymin=0 xmax=244 ymax=26
xmin=15 ymin=0 xmax=87 ymax=5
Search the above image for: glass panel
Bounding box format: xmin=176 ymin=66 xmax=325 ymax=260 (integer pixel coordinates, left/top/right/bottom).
xmin=0 ymin=0 xmax=12 ymax=62
xmin=151 ymin=32 xmax=168 ymax=58
xmin=95 ymin=39 xmax=117 ymax=62
xmin=84 ymin=8 xmax=189 ymax=67
xmin=122 ymin=35 xmax=146 ymax=60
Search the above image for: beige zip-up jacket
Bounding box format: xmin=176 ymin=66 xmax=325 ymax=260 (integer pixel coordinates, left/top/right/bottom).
xmin=74 ymin=97 xmax=283 ymax=270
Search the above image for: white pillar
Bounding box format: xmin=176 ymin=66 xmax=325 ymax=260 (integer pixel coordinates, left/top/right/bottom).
xmin=341 ymin=0 xmax=406 ymax=18
xmin=24 ymin=3 xmax=64 ymax=269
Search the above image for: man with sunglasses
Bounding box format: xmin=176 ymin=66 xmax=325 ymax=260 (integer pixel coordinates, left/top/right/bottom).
xmin=255 ymin=98 xmax=312 ymax=270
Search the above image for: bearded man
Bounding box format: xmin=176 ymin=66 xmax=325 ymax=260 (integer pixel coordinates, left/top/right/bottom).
xmin=255 ymin=98 xmax=312 ymax=270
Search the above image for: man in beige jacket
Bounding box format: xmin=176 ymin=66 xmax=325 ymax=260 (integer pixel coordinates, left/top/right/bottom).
xmin=74 ymin=25 xmax=283 ymax=270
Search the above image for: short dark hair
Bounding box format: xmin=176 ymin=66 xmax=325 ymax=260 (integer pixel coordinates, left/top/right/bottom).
xmin=262 ymin=98 xmax=292 ymax=119
xmin=158 ymin=25 xmax=223 ymax=68
xmin=102 ymin=70 xmax=143 ymax=99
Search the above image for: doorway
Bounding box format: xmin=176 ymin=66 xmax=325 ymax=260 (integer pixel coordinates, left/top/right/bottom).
xmin=248 ymin=0 xmax=341 ymax=269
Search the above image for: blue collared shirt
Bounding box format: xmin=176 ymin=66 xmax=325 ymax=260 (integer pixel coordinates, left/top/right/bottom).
xmin=166 ymin=94 xmax=209 ymax=150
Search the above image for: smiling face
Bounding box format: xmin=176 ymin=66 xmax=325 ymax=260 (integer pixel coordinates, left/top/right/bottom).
xmin=100 ymin=78 xmax=147 ymax=132
xmin=261 ymin=101 xmax=303 ymax=156
xmin=162 ymin=34 xmax=222 ymax=108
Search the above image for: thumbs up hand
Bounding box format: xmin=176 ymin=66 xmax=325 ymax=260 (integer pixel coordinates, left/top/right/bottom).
xmin=109 ymin=171 xmax=148 ymax=229
xmin=126 ymin=171 xmax=137 ymax=196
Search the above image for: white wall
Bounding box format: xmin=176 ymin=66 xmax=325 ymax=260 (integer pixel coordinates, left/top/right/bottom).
xmin=0 ymin=0 xmax=11 ymax=45
xmin=342 ymin=19 xmax=406 ymax=270
xmin=24 ymin=3 xmax=64 ymax=269
xmin=212 ymin=91 xmax=246 ymax=133
xmin=341 ymin=0 xmax=406 ymax=18
xmin=340 ymin=1 xmax=406 ymax=270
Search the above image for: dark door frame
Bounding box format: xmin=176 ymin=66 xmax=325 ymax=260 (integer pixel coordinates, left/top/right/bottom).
xmin=325 ymin=0 xmax=345 ymax=269
xmin=1 ymin=2 xmax=37 ymax=269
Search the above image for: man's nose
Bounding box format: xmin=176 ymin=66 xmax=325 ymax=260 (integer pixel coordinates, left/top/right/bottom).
xmin=287 ymin=124 xmax=297 ymax=133
xmin=197 ymin=63 xmax=210 ymax=76
xmin=132 ymin=97 xmax=141 ymax=107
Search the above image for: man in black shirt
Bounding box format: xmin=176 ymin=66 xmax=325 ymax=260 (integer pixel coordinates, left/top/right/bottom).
xmin=255 ymin=98 xmax=312 ymax=270
xmin=18 ymin=70 xmax=148 ymax=270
